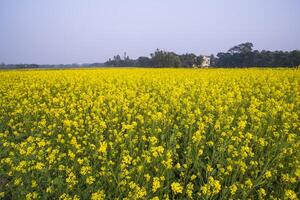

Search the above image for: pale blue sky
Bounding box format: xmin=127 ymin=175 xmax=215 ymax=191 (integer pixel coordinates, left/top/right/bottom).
xmin=0 ymin=0 xmax=299 ymax=64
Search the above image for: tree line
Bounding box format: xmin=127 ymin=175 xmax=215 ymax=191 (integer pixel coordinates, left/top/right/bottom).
xmin=1 ymin=42 xmax=299 ymax=69
xmin=214 ymin=43 xmax=300 ymax=67
xmin=105 ymin=43 xmax=300 ymax=68
xmin=105 ymin=50 xmax=204 ymax=68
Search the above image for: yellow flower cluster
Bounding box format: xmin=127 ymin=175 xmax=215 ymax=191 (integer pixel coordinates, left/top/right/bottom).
xmin=0 ymin=68 xmax=299 ymax=199
xmin=171 ymin=182 xmax=183 ymax=194
xmin=200 ymin=176 xmax=221 ymax=196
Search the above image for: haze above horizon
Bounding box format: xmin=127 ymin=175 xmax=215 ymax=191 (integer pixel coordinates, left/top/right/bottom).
xmin=0 ymin=0 xmax=300 ymax=64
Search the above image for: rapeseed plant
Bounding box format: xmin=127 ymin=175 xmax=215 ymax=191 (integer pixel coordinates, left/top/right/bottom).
xmin=0 ymin=68 xmax=299 ymax=199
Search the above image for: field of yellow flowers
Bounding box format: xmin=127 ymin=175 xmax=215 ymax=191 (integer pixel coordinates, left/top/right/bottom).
xmin=0 ymin=68 xmax=299 ymax=200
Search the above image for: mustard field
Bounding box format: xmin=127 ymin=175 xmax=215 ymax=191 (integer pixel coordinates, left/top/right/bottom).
xmin=0 ymin=68 xmax=299 ymax=200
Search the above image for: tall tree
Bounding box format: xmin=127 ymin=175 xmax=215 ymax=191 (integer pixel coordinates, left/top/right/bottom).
xmin=151 ymin=49 xmax=181 ymax=67
xmin=179 ymin=53 xmax=196 ymax=67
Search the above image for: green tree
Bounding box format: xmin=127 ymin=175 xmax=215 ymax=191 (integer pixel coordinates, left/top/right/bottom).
xmin=150 ymin=49 xmax=181 ymax=67
xmin=179 ymin=53 xmax=196 ymax=67
xmin=195 ymin=55 xmax=204 ymax=66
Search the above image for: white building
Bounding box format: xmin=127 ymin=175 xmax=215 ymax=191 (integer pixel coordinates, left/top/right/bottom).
xmin=201 ymin=55 xmax=210 ymax=67
xmin=193 ymin=55 xmax=211 ymax=68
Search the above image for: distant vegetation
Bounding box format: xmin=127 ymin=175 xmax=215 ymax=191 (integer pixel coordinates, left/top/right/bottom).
xmin=0 ymin=63 xmax=104 ymax=69
xmin=1 ymin=42 xmax=300 ymax=69
xmin=105 ymin=49 xmax=204 ymax=68
xmin=214 ymin=43 xmax=300 ymax=67
xmin=105 ymin=43 xmax=300 ymax=68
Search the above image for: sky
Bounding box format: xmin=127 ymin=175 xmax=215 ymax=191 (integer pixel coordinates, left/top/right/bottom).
xmin=0 ymin=0 xmax=300 ymax=64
